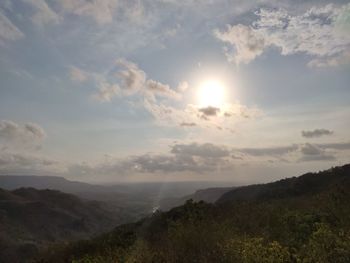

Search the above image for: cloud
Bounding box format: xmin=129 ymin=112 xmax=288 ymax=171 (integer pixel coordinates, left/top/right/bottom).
xmin=237 ymin=144 xmax=298 ymax=157
xmin=93 ymin=59 xmax=181 ymax=102
xmin=143 ymin=101 xmax=204 ymax=128
xmin=151 ymin=102 xmax=261 ymax=125
xmin=4 ymin=136 xmax=348 ymax=179
xmin=146 ymin=79 xmax=181 ymax=100
xmin=317 ymin=142 xmax=350 ymax=150
xmin=0 ymin=11 xmax=24 ymax=43
xmin=117 ymin=61 xmax=181 ymax=100
xmin=308 ymin=51 xmax=350 ymax=68
xmin=51 ymin=140 xmax=350 ymax=179
xmin=233 ymin=141 xmax=350 ymax=163
xmin=301 ymin=129 xmax=334 ymax=138
xmin=198 ymin=106 xmax=220 ymax=117
xmin=23 ymin=0 xmax=61 ymax=26
xmin=58 ymin=0 xmax=119 ymax=25
xmin=215 ymin=3 xmax=350 ymax=67
xmin=90 ymin=59 xmax=259 ymax=132
xmin=300 ymin=143 xmax=323 ymax=155
xmin=170 ymin=143 xmax=230 ymax=158
xmin=93 ymin=82 xmax=120 ymax=102
xmin=0 ymin=152 xmax=58 ymax=175
xmin=0 ymin=1 xmax=13 ymax=11
xmin=70 ymin=66 xmax=88 ymax=83
xmin=131 ymin=154 xmax=205 ymax=173
xmin=299 ymin=143 xmax=336 ymax=162
xmin=0 ymin=152 xmax=54 ymax=167
xmin=68 ymin=142 xmax=234 ymax=176
xmin=143 ymin=99 xmax=261 ymax=131
xmin=116 ymin=59 xmax=146 ymax=94
xmin=0 ymin=120 xmax=46 ymax=143
xmin=180 ymin=122 xmax=196 ymax=127
xmin=91 ymin=59 xmax=145 ymax=101
xmin=177 ymin=81 xmax=189 ymax=92
xmin=90 ymin=59 xmax=259 ymax=131
xmin=24 ymin=123 xmax=46 ymax=139
xmin=68 ymin=153 xmax=214 ymax=175
xmin=234 ymin=141 xmax=349 ymax=160
xmin=143 ymin=99 xmax=194 ymax=127
xmin=214 ymin=24 xmax=266 ymax=65
xmin=222 ymin=103 xmax=262 ymax=119
xmin=298 ymin=154 xmax=336 ymax=162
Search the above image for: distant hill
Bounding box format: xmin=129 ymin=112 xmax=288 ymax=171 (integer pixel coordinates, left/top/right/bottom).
xmin=0 ymin=176 xmax=157 ymax=217
xmin=0 ymin=175 xmax=234 ymax=217
xmin=0 ymin=175 xmax=108 ymax=193
xmin=217 ymin=164 xmax=350 ymax=203
xmin=0 ymin=187 xmax=121 ymax=263
xmin=159 ymin=186 xmax=235 ymax=210
xmin=39 ymin=164 xmax=350 ymax=263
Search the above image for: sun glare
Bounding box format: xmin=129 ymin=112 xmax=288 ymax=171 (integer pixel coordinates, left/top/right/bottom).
xmin=197 ymin=79 xmax=226 ymax=108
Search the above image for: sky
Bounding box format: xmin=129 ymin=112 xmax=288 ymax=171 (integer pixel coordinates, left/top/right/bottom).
xmin=0 ymin=0 xmax=349 ymax=184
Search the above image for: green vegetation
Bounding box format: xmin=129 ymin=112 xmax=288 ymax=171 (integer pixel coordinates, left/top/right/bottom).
xmin=35 ymin=164 xmax=350 ymax=263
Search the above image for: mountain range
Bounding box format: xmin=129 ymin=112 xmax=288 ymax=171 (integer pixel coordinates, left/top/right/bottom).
xmin=1 ymin=164 xmax=350 ymax=262
xmin=35 ymin=164 xmax=350 ymax=263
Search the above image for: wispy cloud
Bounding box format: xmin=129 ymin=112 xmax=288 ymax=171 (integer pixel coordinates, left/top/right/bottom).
xmin=234 ymin=141 xmax=350 ymax=163
xmin=215 ymin=24 xmax=266 ymax=65
xmin=69 ymin=66 xmax=89 ymax=83
xmin=215 ymin=3 xmax=350 ymax=67
xmin=171 ymin=143 xmax=230 ymax=158
xmin=146 ymin=79 xmax=181 ymax=101
xmin=2 ymin=138 xmax=347 ymax=179
xmin=116 ymin=59 xmax=146 ymax=95
xmin=58 ymin=0 xmax=119 ymax=25
xmin=236 ymin=145 xmax=298 ymax=157
xmin=180 ymin=122 xmax=196 ymax=127
xmin=0 ymin=120 xmax=46 ymax=143
xmin=143 ymin=100 xmax=261 ymax=131
xmin=23 ymin=0 xmax=61 ymax=26
xmin=65 ymin=139 xmax=350 ymax=179
xmin=91 ymin=59 xmax=182 ymax=102
xmin=0 ymin=152 xmax=58 ymax=174
xmin=93 ymin=82 xmax=120 ymax=102
xmin=67 ymin=142 xmax=234 ymax=177
xmin=0 ymin=11 xmax=24 ymax=43
xmin=0 ymin=120 xmax=56 ymax=174
xmin=317 ymin=142 xmax=350 ymax=151
xmin=298 ymin=143 xmax=336 ymax=162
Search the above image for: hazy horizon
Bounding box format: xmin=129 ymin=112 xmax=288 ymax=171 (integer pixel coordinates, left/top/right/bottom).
xmin=0 ymin=163 xmax=346 ymax=186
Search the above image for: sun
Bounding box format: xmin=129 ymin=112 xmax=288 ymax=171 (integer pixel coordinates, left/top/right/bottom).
xmin=197 ymin=79 xmax=226 ymax=108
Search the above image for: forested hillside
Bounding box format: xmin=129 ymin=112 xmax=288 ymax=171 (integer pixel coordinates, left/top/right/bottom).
xmin=217 ymin=164 xmax=350 ymax=203
xmin=159 ymin=186 xmax=235 ymax=210
xmin=37 ymin=164 xmax=350 ymax=263
xmin=0 ymin=188 xmax=120 ymax=263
